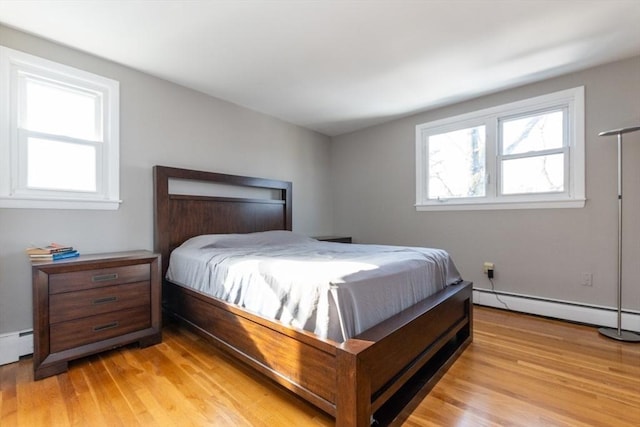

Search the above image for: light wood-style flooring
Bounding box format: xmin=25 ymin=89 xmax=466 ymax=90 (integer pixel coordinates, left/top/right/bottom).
xmin=1 ymin=306 xmax=639 ymax=426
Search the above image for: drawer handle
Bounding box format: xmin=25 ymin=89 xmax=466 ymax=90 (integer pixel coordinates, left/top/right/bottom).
xmin=93 ymin=321 xmax=119 ymax=332
xmin=92 ymin=296 xmax=118 ymax=305
xmin=92 ymin=273 xmax=118 ymax=282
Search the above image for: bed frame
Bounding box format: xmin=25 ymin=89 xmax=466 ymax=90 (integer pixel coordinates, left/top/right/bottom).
xmin=153 ymin=165 xmax=472 ymax=426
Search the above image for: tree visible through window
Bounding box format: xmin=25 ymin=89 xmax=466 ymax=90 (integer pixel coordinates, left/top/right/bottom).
xmin=428 ymin=125 xmax=485 ymax=200
xmin=416 ymin=87 xmax=584 ymax=210
xmin=500 ymin=110 xmax=565 ymax=195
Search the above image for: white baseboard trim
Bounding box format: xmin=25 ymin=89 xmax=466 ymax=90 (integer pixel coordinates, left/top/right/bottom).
xmin=0 ymin=329 xmax=34 ymax=366
xmin=473 ymin=288 xmax=640 ymax=333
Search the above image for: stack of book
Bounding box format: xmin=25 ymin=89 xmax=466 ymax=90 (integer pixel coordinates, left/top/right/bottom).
xmin=26 ymin=243 xmax=79 ymax=261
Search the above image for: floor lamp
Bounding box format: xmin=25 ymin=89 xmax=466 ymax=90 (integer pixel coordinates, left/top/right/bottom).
xmin=598 ymin=125 xmax=640 ymax=342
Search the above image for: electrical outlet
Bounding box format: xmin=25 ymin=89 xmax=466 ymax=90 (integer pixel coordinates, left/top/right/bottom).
xmin=581 ymin=272 xmax=593 ymax=287
xmin=483 ymin=262 xmax=495 ymax=274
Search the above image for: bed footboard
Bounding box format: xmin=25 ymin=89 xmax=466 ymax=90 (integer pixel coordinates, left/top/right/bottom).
xmin=164 ymin=280 xmax=472 ymax=426
xmin=336 ymin=281 xmax=472 ymax=426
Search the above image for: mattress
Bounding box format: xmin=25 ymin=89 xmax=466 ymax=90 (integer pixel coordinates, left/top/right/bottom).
xmin=166 ymin=230 xmax=461 ymax=342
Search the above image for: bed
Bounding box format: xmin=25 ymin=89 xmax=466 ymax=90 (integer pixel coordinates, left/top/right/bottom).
xmin=153 ymin=165 xmax=473 ymax=426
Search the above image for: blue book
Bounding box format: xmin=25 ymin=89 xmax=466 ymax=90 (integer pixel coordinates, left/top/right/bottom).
xmin=52 ymin=250 xmax=80 ymax=260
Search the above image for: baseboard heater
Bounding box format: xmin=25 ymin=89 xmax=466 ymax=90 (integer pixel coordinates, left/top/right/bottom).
xmin=473 ymin=288 xmax=640 ymax=333
xmin=0 ymin=329 xmax=34 ymax=366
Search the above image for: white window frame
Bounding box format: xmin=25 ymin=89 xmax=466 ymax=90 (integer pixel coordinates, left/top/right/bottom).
xmin=415 ymin=87 xmax=585 ymax=211
xmin=0 ymin=46 xmax=120 ymax=210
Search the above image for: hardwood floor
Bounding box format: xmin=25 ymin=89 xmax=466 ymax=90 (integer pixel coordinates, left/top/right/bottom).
xmin=391 ymin=307 xmax=640 ymax=427
xmin=1 ymin=306 xmax=638 ymax=426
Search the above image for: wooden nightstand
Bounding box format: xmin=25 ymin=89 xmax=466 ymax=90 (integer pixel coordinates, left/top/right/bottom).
xmin=31 ymin=251 xmax=162 ymax=380
xmin=314 ymin=236 xmax=352 ymax=243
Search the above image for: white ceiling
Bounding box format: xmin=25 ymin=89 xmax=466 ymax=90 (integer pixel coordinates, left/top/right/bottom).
xmin=1 ymin=1 xmax=639 ymax=136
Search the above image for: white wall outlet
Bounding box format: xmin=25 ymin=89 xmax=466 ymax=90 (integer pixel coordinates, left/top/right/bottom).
xmin=581 ymin=272 xmax=593 ymax=287
xmin=483 ymin=262 xmax=495 ymax=274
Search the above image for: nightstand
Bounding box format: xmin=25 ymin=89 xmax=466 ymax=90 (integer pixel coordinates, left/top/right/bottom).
xmin=31 ymin=251 xmax=162 ymax=380
xmin=314 ymin=236 xmax=352 ymax=243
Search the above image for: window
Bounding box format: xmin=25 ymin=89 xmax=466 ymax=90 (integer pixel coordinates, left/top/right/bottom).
xmin=0 ymin=46 xmax=120 ymax=209
xmin=416 ymin=87 xmax=584 ymax=210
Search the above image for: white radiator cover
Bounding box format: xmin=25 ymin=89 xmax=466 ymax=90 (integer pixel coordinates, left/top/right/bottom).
xmin=0 ymin=330 xmax=33 ymax=366
xmin=474 ymin=288 xmax=640 ymax=332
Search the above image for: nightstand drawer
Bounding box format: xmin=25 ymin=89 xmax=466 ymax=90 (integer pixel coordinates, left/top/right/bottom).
xmin=50 ymin=306 xmax=151 ymax=353
xmin=49 ymin=263 xmax=151 ymax=294
xmin=49 ymin=281 xmax=150 ymax=324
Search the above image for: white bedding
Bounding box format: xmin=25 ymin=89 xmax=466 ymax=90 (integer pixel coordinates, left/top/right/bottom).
xmin=166 ymin=230 xmax=461 ymax=342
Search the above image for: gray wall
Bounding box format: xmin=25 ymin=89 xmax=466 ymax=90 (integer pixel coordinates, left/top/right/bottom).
xmin=331 ymin=56 xmax=640 ymax=311
xmin=0 ymin=26 xmax=334 ymax=334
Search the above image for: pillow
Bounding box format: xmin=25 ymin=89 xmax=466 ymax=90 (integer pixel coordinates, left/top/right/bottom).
xmin=181 ymin=230 xmax=315 ymax=249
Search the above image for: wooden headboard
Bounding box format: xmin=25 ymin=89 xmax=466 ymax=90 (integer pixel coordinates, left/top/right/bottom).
xmin=153 ymin=166 xmax=292 ymax=277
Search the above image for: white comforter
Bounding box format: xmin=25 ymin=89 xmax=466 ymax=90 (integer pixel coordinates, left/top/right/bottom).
xmin=166 ymin=231 xmax=461 ymax=342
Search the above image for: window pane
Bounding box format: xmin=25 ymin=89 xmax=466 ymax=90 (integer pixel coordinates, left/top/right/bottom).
xmin=22 ymin=76 xmax=100 ymax=141
xmin=428 ymin=126 xmax=485 ymax=199
xmin=27 ymin=137 xmax=97 ymax=192
xmin=502 ymin=153 xmax=564 ymax=195
xmin=502 ymin=110 xmax=564 ymax=155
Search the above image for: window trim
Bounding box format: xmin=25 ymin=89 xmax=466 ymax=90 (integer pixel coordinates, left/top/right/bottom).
xmin=0 ymin=45 xmax=120 ymax=210
xmin=415 ymin=87 xmax=585 ymax=211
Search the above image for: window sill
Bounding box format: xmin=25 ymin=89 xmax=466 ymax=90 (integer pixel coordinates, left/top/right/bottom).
xmin=0 ymin=196 xmax=122 ymax=210
xmin=415 ymin=198 xmax=586 ymax=211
